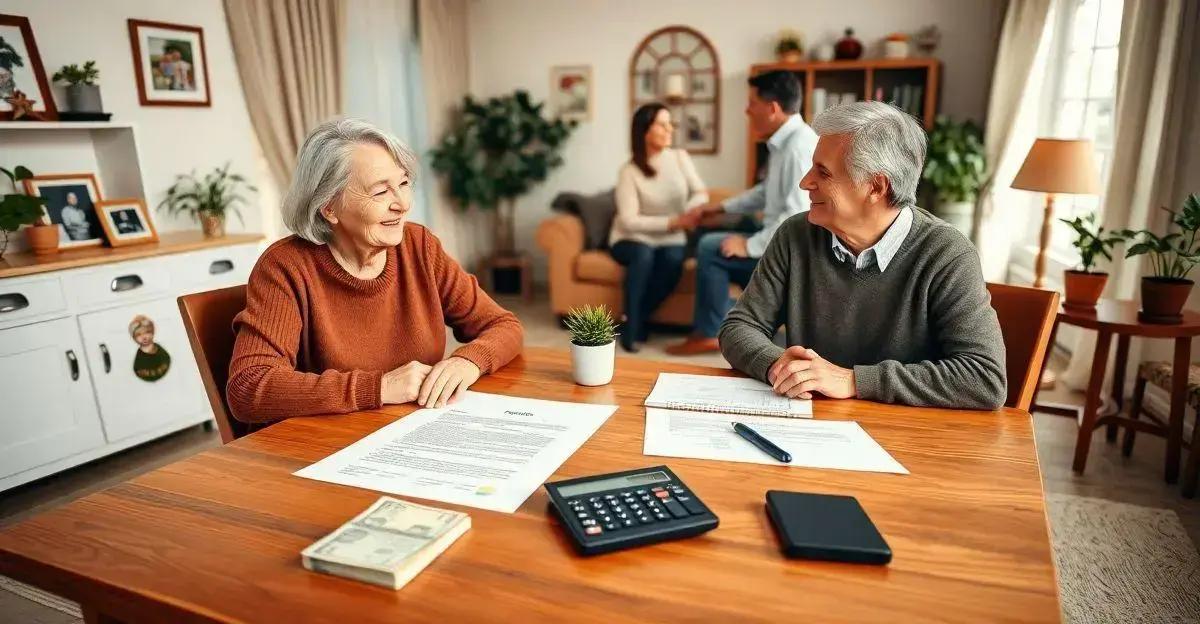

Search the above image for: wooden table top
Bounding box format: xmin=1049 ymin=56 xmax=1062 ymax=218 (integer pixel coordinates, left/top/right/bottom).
xmin=1059 ymin=299 xmax=1200 ymax=336
xmin=0 ymin=231 xmax=264 ymax=279
xmin=0 ymin=348 xmax=1061 ymax=623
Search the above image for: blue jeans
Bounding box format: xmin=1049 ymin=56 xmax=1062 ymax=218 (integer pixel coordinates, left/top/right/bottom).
xmin=610 ymin=241 xmax=686 ymax=341
xmin=693 ymin=232 xmax=759 ymax=337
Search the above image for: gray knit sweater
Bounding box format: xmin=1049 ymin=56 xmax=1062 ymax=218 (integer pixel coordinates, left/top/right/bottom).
xmin=718 ymin=208 xmax=1007 ymax=410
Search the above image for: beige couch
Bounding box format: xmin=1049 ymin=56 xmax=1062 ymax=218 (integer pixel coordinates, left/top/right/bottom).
xmin=535 ymin=188 xmax=737 ymax=326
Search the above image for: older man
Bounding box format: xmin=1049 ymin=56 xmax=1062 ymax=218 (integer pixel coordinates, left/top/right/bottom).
xmin=718 ymin=102 xmax=1006 ymax=410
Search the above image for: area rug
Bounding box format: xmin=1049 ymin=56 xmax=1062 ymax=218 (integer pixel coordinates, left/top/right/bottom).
xmin=1046 ymin=493 xmax=1200 ymax=623
xmin=0 ymin=573 xmax=82 ymax=620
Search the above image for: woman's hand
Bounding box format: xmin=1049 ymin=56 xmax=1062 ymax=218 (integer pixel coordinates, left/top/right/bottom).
xmin=418 ymin=357 xmax=482 ymax=408
xmin=381 ymin=361 xmax=434 ymax=404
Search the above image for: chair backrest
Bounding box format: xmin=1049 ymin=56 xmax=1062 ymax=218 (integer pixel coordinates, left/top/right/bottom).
xmin=178 ymin=285 xmax=248 ymax=443
xmin=987 ymin=282 xmax=1059 ymax=411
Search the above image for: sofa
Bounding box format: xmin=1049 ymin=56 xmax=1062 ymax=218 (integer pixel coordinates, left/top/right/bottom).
xmin=535 ymin=188 xmax=738 ymax=327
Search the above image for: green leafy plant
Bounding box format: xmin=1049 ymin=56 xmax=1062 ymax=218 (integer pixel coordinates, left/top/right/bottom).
xmin=158 ymin=163 xmax=255 ymax=225
xmin=429 ymin=90 xmax=574 ymax=253
xmin=775 ymin=30 xmax=803 ymax=57
xmin=0 ymin=166 xmax=49 ymax=258
xmin=922 ymin=116 xmax=987 ymax=203
xmin=563 ymin=305 xmax=618 ymax=347
xmin=1058 ymin=212 xmax=1125 ymax=273
xmin=52 ymin=61 xmax=99 ymax=86
xmin=1119 ymin=194 xmax=1200 ymax=280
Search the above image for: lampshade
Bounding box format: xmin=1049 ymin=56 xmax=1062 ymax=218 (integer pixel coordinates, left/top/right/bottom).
xmin=1011 ymin=138 xmax=1100 ymax=195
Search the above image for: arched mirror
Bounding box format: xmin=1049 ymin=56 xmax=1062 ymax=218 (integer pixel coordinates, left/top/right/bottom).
xmin=629 ymin=25 xmax=720 ymax=155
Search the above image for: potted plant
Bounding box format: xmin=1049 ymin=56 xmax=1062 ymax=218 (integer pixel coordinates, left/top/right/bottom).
xmin=775 ymin=30 xmax=804 ymax=63
xmin=922 ymin=116 xmax=987 ymax=236
xmin=1058 ymin=212 xmax=1125 ymax=309
xmin=564 ymin=304 xmax=617 ymax=387
xmin=52 ymin=61 xmax=102 ymax=113
xmin=0 ymin=165 xmax=53 ymax=258
xmin=1119 ymin=194 xmax=1200 ymax=324
xmin=158 ymin=163 xmax=255 ymax=238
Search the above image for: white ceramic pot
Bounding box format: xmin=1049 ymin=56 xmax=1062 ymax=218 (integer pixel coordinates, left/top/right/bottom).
xmin=935 ymin=200 xmax=974 ymax=237
xmin=814 ymin=44 xmax=835 ymax=62
xmin=570 ymin=341 xmax=615 ymax=386
xmin=884 ymin=40 xmax=910 ymax=59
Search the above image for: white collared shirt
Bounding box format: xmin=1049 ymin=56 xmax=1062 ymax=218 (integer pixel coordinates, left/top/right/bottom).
xmin=830 ymin=207 xmax=914 ymax=272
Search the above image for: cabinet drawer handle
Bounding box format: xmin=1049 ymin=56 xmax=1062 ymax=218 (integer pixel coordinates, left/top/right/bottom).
xmin=0 ymin=293 xmax=30 ymax=313
xmin=110 ymin=274 xmax=144 ymax=292
xmin=100 ymin=343 xmax=111 ymax=373
xmin=209 ymin=259 xmax=234 ymax=275
xmin=66 ymin=349 xmax=79 ymax=381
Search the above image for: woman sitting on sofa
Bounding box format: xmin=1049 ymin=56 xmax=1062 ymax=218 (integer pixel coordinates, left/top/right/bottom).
xmin=609 ymin=103 xmax=708 ymax=352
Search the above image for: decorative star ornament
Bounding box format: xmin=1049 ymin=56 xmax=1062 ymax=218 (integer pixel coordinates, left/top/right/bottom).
xmin=5 ymin=90 xmax=46 ymax=121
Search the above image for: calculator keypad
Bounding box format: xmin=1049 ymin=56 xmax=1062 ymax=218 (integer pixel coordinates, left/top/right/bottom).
xmin=564 ymin=481 xmax=707 ymax=538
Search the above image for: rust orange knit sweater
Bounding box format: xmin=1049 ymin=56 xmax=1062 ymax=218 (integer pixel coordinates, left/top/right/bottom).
xmin=227 ymin=223 xmax=523 ymax=423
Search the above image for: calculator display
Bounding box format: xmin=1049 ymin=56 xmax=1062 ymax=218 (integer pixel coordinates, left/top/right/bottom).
xmin=556 ymin=471 xmax=670 ymax=497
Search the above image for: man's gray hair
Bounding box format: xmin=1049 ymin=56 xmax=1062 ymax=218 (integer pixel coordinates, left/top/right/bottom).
xmin=811 ymin=101 xmax=927 ymax=208
xmin=281 ymin=117 xmax=419 ymax=244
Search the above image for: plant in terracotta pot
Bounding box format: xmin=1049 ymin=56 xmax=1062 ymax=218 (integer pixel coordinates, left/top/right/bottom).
xmin=775 ymin=30 xmax=804 ymax=63
xmin=1058 ymin=212 xmax=1125 ymax=309
xmin=1119 ymin=193 xmax=1200 ymax=324
xmin=52 ymin=61 xmax=103 ymax=113
xmin=564 ymin=304 xmax=617 ymax=387
xmin=158 ymin=163 xmax=255 ymax=238
xmin=0 ymin=165 xmax=51 ymax=258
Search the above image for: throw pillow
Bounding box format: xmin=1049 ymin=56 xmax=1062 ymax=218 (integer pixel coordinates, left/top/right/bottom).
xmin=550 ymin=189 xmax=616 ymax=250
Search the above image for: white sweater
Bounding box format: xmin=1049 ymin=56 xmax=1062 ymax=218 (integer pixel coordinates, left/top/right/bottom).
xmin=608 ymin=148 xmax=708 ymax=247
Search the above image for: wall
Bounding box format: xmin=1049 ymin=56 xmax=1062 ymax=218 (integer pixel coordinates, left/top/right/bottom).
xmin=3 ymin=0 xmax=272 ymax=240
xmin=467 ymin=0 xmax=1005 ymax=281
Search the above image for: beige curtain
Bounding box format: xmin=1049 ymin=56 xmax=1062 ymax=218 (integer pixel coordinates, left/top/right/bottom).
xmin=417 ymin=0 xmax=492 ymax=269
xmin=223 ymin=0 xmax=344 ymax=189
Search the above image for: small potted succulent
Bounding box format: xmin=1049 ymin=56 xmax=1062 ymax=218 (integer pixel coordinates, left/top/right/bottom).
xmin=52 ymin=61 xmax=102 ymax=113
xmin=1059 ymin=212 xmax=1125 ymax=309
xmin=0 ymin=165 xmax=52 ymax=258
xmin=564 ymin=304 xmax=618 ymax=386
xmin=158 ymin=163 xmax=255 ymax=238
xmin=1119 ymin=193 xmax=1200 ymax=324
xmin=775 ymin=30 xmax=804 ymax=63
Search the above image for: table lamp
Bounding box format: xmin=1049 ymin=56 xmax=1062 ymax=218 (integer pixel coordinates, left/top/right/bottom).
xmin=1011 ymin=138 xmax=1100 ymax=288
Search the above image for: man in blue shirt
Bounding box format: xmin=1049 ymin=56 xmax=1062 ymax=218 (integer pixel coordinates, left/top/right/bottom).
xmin=667 ymin=70 xmax=817 ymax=355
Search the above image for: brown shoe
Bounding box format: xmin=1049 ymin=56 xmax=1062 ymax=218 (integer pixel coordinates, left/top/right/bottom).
xmin=665 ymin=336 xmax=720 ymax=356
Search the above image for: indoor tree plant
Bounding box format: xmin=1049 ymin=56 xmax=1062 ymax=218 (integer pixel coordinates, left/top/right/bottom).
xmin=1119 ymin=193 xmax=1200 ymax=323
xmin=158 ymin=163 xmax=255 ymax=238
xmin=52 ymin=61 xmax=102 ymax=113
xmin=1058 ymin=212 xmax=1125 ymax=309
xmin=921 ymin=116 xmax=987 ymax=236
xmin=0 ymin=165 xmax=53 ymax=258
xmin=563 ymin=304 xmax=618 ymax=386
xmin=430 ymin=90 xmax=574 ymax=258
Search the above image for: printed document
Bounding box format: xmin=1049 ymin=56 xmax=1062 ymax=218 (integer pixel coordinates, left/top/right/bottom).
xmin=644 ymin=373 xmax=812 ymax=417
xmin=643 ymin=408 xmax=908 ymax=474
xmin=295 ymin=392 xmax=616 ymax=513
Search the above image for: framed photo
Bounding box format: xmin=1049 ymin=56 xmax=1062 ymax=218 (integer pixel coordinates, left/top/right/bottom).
xmin=127 ymin=19 xmax=210 ymax=107
xmin=679 ymin=103 xmax=717 ymax=153
xmin=550 ymin=65 xmax=592 ymax=122
xmin=96 ymin=198 xmax=158 ymax=247
xmin=24 ymin=173 xmax=105 ymax=249
xmin=0 ymin=14 xmax=57 ymax=120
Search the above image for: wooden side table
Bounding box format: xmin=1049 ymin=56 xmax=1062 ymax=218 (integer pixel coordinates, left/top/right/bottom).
xmin=1032 ymin=299 xmax=1200 ymax=482
xmin=476 ymin=252 xmax=533 ymax=302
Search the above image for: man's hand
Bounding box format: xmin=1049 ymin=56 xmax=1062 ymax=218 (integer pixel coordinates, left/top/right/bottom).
xmin=418 ymin=356 xmax=482 ymax=408
xmin=767 ymin=346 xmax=856 ymax=400
xmin=381 ymin=361 xmax=433 ymax=404
xmin=671 ymin=211 xmax=701 ymax=231
xmin=720 ymin=234 xmax=750 ymax=258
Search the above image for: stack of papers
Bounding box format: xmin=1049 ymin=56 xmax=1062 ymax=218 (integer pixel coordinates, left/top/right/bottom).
xmin=644 ymin=373 xmax=812 ymax=417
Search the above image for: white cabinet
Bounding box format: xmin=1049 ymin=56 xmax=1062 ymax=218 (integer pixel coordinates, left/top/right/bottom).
xmin=78 ymin=298 xmax=207 ymax=444
xmin=0 ymin=318 xmax=105 ymax=480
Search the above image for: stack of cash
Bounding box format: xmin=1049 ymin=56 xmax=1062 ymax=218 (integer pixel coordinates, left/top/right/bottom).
xmin=301 ymin=496 xmax=471 ymax=590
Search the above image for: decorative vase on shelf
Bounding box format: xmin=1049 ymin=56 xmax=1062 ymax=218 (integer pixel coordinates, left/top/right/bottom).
xmin=883 ymin=34 xmax=911 ymax=59
xmin=66 ymin=84 xmax=103 ymax=113
xmin=813 ymin=44 xmax=835 ymax=62
xmin=24 ymin=223 xmax=59 ymax=255
xmin=200 ymin=214 xmax=226 ymax=238
xmin=835 ymin=28 xmax=863 ymax=60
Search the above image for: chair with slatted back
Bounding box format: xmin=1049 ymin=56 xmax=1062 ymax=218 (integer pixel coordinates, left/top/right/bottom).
xmin=178 ymin=285 xmax=248 ymax=443
xmin=987 ymin=283 xmax=1060 ymax=411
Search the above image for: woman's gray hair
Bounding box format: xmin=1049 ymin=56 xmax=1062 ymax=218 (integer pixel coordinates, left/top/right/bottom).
xmin=281 ymin=117 xmax=419 ymax=244
xmin=811 ymin=101 xmax=927 ymax=208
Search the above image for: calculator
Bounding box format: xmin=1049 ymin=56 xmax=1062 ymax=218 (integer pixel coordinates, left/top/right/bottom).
xmin=544 ymin=465 xmax=719 ymax=555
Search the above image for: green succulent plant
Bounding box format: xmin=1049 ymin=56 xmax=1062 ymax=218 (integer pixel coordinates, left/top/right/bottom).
xmin=564 ymin=305 xmax=618 ymax=347
xmin=1118 ymin=194 xmax=1200 ymax=280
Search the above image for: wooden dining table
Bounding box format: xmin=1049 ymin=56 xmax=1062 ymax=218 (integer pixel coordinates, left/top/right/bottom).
xmin=0 ymin=347 xmax=1061 ymax=623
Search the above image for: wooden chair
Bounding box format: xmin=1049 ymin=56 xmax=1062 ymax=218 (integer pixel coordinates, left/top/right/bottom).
xmin=178 ymin=285 xmax=248 ymax=443
xmin=987 ymin=283 xmax=1060 ymax=411
xmin=1125 ymin=361 xmax=1200 ymax=497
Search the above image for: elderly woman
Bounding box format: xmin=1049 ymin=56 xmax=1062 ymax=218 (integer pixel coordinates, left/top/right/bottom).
xmin=227 ymin=118 xmax=524 ymax=425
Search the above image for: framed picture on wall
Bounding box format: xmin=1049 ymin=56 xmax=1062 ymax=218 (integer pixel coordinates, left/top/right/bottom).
xmin=127 ymin=19 xmax=211 ymax=107
xmin=0 ymin=14 xmax=58 ymax=120
xmin=96 ymin=198 xmax=158 ymax=247
xmin=550 ymin=65 xmax=592 ymax=122
xmin=24 ymin=173 xmax=105 ymax=249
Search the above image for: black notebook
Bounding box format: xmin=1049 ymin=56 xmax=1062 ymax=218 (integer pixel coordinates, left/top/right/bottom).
xmin=765 ymin=490 xmax=892 ymax=565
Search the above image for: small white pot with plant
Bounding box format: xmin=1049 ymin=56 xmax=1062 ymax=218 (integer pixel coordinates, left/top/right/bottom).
xmin=564 ymin=304 xmax=617 ymax=387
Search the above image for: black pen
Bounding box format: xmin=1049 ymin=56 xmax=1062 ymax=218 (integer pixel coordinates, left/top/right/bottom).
xmin=732 ymin=422 xmax=792 ymax=463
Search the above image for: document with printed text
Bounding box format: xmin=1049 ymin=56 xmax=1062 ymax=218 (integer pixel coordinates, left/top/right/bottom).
xmin=295 ymin=392 xmax=617 ymax=513
xmin=644 ymin=373 xmax=812 ymax=417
